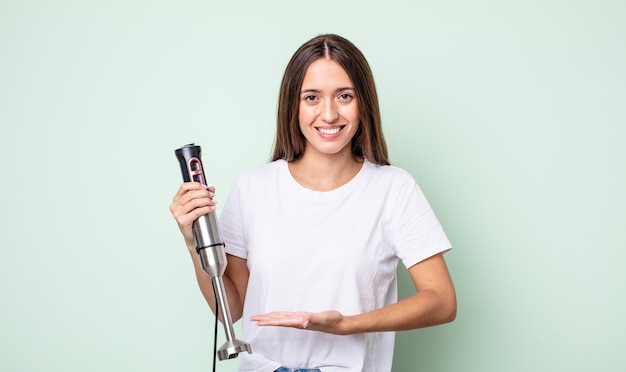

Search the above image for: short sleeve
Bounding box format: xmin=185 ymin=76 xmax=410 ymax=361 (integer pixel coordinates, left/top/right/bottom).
xmin=391 ymin=174 xmax=451 ymax=269
xmin=219 ymin=176 xmax=248 ymax=259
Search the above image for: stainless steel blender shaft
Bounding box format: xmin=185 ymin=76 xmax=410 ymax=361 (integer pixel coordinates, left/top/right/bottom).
xmin=194 ymin=214 xmax=252 ymax=360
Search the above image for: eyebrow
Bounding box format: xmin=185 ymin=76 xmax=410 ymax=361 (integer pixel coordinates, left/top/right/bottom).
xmin=300 ymin=87 xmax=355 ymax=94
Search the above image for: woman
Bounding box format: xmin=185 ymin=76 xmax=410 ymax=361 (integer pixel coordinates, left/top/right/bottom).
xmin=170 ymin=34 xmax=456 ymax=372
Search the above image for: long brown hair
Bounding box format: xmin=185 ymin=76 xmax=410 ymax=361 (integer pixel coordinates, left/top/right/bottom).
xmin=271 ymin=34 xmax=389 ymax=165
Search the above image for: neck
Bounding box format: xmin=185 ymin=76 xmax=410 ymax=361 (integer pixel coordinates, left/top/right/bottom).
xmin=288 ymin=150 xmax=363 ymax=192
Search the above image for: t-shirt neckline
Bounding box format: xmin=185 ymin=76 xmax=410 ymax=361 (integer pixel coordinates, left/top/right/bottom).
xmin=278 ymin=158 xmax=372 ymax=201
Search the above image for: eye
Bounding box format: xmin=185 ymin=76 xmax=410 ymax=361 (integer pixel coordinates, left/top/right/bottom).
xmin=303 ymin=94 xmax=318 ymax=102
xmin=338 ymin=93 xmax=354 ymax=102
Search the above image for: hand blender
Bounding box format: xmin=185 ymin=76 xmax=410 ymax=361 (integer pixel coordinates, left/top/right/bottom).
xmin=175 ymin=143 xmax=252 ymax=360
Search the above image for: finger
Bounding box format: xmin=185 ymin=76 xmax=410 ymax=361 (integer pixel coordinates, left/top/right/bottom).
xmin=178 ymin=188 xmax=214 ymax=207
xmin=171 ymin=198 xmax=216 ymax=222
xmin=183 ymin=205 xmax=215 ymax=224
xmin=169 ymin=198 xmax=217 ymax=234
xmin=172 ymin=182 xmax=212 ymax=202
xmin=171 ymin=187 xmax=216 ymax=214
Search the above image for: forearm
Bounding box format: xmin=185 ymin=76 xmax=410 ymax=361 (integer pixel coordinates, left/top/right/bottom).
xmin=339 ymin=254 xmax=456 ymax=334
xmin=188 ymin=246 xmax=245 ymax=322
xmin=342 ymin=288 xmax=456 ymax=334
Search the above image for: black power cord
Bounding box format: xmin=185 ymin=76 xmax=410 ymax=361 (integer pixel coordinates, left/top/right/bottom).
xmin=212 ymin=283 xmax=219 ymax=372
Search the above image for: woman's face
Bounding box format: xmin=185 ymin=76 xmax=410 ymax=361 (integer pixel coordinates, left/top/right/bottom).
xmin=298 ymin=58 xmax=360 ymax=159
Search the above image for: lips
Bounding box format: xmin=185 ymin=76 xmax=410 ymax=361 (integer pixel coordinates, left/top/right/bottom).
xmin=316 ymin=126 xmax=345 ymax=136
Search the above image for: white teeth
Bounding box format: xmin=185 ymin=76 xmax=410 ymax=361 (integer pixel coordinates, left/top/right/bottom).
xmin=318 ymin=127 xmax=341 ymax=135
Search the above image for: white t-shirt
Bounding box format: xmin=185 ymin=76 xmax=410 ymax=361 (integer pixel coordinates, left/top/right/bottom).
xmin=220 ymin=159 xmax=451 ymax=372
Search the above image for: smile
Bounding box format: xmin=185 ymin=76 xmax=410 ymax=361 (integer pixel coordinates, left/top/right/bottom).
xmin=316 ymin=126 xmax=345 ymax=135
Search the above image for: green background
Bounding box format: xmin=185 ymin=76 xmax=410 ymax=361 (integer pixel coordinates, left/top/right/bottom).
xmin=1 ymin=1 xmax=624 ymax=371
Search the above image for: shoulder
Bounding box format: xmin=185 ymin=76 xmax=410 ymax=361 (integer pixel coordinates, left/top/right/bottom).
xmin=360 ymin=161 xmax=428 ymax=205
xmin=231 ymin=160 xmax=285 ymax=191
xmin=362 ymin=161 xmax=417 ymax=186
xmin=237 ymin=160 xmax=283 ymax=179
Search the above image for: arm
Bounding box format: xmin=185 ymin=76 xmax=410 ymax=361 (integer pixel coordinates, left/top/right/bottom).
xmin=189 ymin=250 xmax=249 ymax=321
xmin=250 ymin=253 xmax=455 ymax=334
xmin=170 ymin=182 xmax=249 ymax=321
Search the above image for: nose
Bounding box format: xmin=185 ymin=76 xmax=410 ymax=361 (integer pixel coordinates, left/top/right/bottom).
xmin=320 ymin=99 xmax=339 ymax=123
